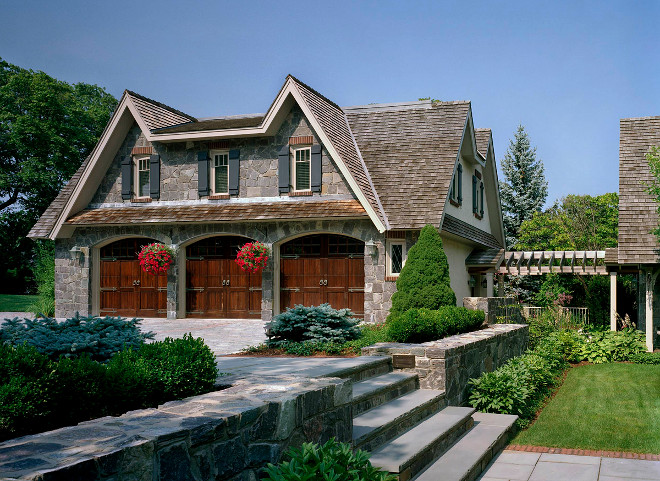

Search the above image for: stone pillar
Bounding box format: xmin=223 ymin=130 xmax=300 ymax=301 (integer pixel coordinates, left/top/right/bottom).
xmin=610 ymin=271 xmax=617 ymax=331
xmin=486 ymin=272 xmax=494 ymax=298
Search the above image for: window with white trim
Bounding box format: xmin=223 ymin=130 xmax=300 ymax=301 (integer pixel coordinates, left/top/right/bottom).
xmin=387 ymin=239 xmax=407 ymax=277
xmin=211 ymin=151 xmax=229 ymax=194
xmin=292 ymin=146 xmax=311 ymax=192
xmin=135 ymin=156 xmax=150 ymax=199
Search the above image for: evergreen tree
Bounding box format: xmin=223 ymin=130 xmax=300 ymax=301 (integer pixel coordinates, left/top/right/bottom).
xmin=388 ymin=225 xmax=456 ymax=318
xmin=499 ymin=125 xmax=548 ymax=248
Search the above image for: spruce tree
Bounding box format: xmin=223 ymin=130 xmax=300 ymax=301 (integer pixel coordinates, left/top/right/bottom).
xmin=388 ymin=225 xmax=456 ymax=318
xmin=499 ymin=125 xmax=548 ymax=248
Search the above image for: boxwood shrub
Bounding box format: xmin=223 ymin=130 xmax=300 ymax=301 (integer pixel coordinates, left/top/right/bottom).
xmin=0 ymin=334 xmax=217 ymax=441
xmin=386 ymin=307 xmax=485 ymax=343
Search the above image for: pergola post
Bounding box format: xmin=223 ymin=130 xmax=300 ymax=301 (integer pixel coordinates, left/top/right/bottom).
xmin=486 ymin=271 xmax=494 ymax=297
xmin=645 ymin=270 xmax=658 ymax=352
xmin=610 ymin=271 xmax=617 ymax=331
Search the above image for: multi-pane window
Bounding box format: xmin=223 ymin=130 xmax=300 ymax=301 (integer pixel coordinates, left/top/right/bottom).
xmin=293 ymin=147 xmax=311 ymax=191
xmin=449 ymin=163 xmax=462 ymax=204
xmin=212 ymin=152 xmax=229 ymax=194
xmin=136 ymin=157 xmax=150 ymax=198
xmin=387 ymin=240 xmax=406 ymax=277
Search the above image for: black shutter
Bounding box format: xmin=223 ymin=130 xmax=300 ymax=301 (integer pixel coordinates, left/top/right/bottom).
xmin=310 ymin=144 xmax=322 ymax=193
xmin=121 ymin=156 xmax=133 ymax=200
xmin=457 ymin=163 xmax=463 ymax=204
xmin=472 ymin=175 xmax=478 ymax=213
xmin=480 ymin=182 xmax=484 ymax=216
xmin=149 ymin=154 xmax=160 ymax=199
xmin=278 ymin=144 xmax=290 ymax=194
xmin=198 ymin=151 xmax=210 ymax=197
xmin=228 ymin=149 xmax=240 ymax=195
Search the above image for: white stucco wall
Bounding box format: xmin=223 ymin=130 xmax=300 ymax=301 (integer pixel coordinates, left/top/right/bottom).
xmin=446 ymin=157 xmax=491 ymax=231
xmin=441 ymin=234 xmax=474 ymax=306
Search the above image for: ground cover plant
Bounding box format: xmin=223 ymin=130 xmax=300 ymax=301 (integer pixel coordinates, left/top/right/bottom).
xmin=386 ymin=307 xmax=484 ymax=343
xmin=0 ymin=334 xmax=217 ymax=441
xmin=0 ymin=294 xmax=38 ymax=312
xmin=0 ymin=314 xmax=154 ymax=362
xmin=263 ymin=438 xmax=395 ymax=481
xmin=513 ymin=363 xmax=660 ymax=453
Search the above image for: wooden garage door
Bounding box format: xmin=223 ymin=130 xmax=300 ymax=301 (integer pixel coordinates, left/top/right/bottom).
xmin=100 ymin=238 xmax=167 ymax=318
xmin=186 ymin=236 xmax=262 ymax=319
xmin=280 ymin=234 xmax=364 ymax=317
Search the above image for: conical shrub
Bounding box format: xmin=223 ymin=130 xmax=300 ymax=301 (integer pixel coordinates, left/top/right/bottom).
xmin=388 ymin=224 xmax=456 ymax=317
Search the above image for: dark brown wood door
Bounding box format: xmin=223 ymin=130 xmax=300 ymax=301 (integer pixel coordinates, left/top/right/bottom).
xmin=280 ymin=234 xmax=364 ymax=317
xmin=186 ymin=236 xmax=261 ymax=319
xmin=100 ymin=238 xmax=167 ymax=318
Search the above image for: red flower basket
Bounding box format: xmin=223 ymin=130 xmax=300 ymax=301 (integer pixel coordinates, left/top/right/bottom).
xmin=236 ymin=241 xmax=269 ymax=274
xmin=138 ymin=243 xmax=175 ymax=275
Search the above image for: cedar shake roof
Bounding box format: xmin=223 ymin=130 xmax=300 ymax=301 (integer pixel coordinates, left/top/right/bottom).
xmin=152 ymin=115 xmax=265 ymax=133
xmin=65 ymin=199 xmax=367 ymax=226
xmin=465 ymin=248 xmax=504 ymax=268
xmin=618 ymin=116 xmax=660 ymax=264
xmin=604 ymin=247 xmax=619 ymax=265
xmin=474 ymin=128 xmax=492 ymax=158
xmin=345 ymin=101 xmax=470 ymax=229
xmin=27 ymin=156 xmax=91 ymax=238
xmin=442 ymin=214 xmax=503 ymax=250
xmin=127 ymin=91 xmax=196 ymax=130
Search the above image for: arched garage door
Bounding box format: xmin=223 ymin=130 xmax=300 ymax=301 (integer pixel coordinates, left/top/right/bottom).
xmin=186 ymin=236 xmax=262 ymax=318
xmin=280 ymin=234 xmax=365 ymax=317
xmin=100 ymin=238 xmax=167 ymax=317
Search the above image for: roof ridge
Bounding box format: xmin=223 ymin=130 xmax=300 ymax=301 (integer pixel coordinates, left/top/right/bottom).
xmin=286 ymin=75 xmax=343 ymax=111
xmin=125 ymin=90 xmax=196 ymax=122
xmin=620 ymin=115 xmax=660 ymax=122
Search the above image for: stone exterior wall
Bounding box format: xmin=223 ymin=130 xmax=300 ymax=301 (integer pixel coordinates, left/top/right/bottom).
xmin=54 ymin=219 xmax=399 ymax=323
xmin=362 ymin=324 xmax=529 ymax=406
xmin=0 ymin=374 xmax=352 ymax=481
xmin=91 ymin=106 xmax=352 ymax=206
xmin=463 ymin=297 xmax=525 ymax=324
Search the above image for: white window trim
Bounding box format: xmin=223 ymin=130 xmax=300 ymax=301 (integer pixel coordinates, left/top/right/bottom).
xmin=291 ymin=145 xmax=312 ymax=192
xmin=133 ymin=155 xmax=150 ymax=199
xmin=386 ymin=239 xmax=407 ymax=277
xmin=210 ymin=149 xmax=230 ymax=195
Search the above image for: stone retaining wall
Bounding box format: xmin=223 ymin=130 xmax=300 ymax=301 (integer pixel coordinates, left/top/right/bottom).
xmin=0 ymin=374 xmax=352 ymax=481
xmin=361 ymin=324 xmax=528 ymax=406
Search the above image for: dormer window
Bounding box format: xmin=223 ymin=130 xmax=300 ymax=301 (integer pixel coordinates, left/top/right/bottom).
xmin=449 ymin=162 xmax=463 ymax=205
xmin=211 ymin=151 xmax=229 ymax=195
xmin=292 ymin=146 xmax=311 ymax=192
xmin=135 ymin=156 xmax=150 ymax=199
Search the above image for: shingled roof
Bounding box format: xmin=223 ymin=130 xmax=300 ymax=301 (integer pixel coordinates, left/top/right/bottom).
xmin=474 ymin=128 xmax=492 ymax=158
xmin=127 ymin=91 xmax=196 ymax=130
xmin=345 ymin=101 xmax=470 ymax=229
xmin=618 ymin=116 xmax=660 ymax=264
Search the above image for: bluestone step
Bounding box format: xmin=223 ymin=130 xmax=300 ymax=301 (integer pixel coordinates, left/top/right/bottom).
xmin=353 ymin=389 xmax=446 ymax=451
xmin=413 ymin=412 xmax=518 ymax=481
xmin=352 ymin=371 xmax=419 ymax=416
xmin=369 ymin=406 xmax=476 ymax=481
xmin=330 ymin=356 xmax=392 ymax=383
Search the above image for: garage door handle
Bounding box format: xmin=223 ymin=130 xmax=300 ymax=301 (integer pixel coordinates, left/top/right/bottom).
xmin=100 ymin=287 xmax=117 ymax=292
xmin=348 ymin=288 xmax=364 ymax=293
xmin=282 ymin=288 xmax=300 ymax=292
xmin=186 ymin=287 xmax=204 ymax=292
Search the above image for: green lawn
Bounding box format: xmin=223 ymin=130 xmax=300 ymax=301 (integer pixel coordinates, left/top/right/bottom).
xmin=514 ymin=363 xmax=660 ymax=453
xmin=0 ymin=294 xmax=37 ymax=312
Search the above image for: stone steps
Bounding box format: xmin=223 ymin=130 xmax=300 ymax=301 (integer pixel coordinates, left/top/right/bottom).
xmin=352 ymin=371 xmax=419 ymax=416
xmin=332 ymin=356 xmax=392 ymax=383
xmin=352 ymin=389 xmax=447 ymax=452
xmin=412 ymin=412 xmax=518 ymax=481
xmin=369 ymin=406 xmax=476 ymax=481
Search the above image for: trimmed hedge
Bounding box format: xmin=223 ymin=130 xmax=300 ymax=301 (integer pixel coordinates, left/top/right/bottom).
xmin=0 ymin=334 xmax=217 ymax=441
xmin=386 ymin=307 xmax=485 ymax=343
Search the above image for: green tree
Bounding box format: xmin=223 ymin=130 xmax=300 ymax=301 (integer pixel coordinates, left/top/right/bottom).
xmin=499 ymin=125 xmax=548 ymax=248
xmin=646 ymin=146 xmax=660 ymax=242
xmin=0 ymin=58 xmax=117 ymax=292
xmin=388 ymin=225 xmax=456 ymax=318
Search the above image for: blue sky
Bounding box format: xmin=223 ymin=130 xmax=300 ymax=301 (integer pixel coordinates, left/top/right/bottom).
xmin=1 ymin=0 xmax=658 ymax=206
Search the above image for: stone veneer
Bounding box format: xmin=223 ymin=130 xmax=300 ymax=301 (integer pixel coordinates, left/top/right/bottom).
xmin=361 ymin=324 xmax=529 ymax=406
xmin=463 ymin=297 xmax=525 ymax=324
xmin=0 ymin=373 xmax=353 ymax=481
xmin=55 ymin=219 xmax=405 ymax=323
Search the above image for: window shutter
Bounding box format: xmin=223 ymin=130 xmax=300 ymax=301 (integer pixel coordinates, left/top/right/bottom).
xmin=149 ymin=154 xmax=160 ymax=199
xmin=278 ymin=144 xmax=290 ymax=193
xmin=480 ymin=182 xmax=484 ymax=216
xmin=198 ymin=151 xmax=210 ymax=197
xmin=472 ymin=175 xmax=478 ymax=213
xmin=228 ymin=149 xmax=240 ymax=195
xmin=121 ymin=156 xmax=133 ymax=200
xmin=457 ymin=164 xmax=463 ymax=204
xmin=310 ymin=144 xmax=322 ymax=193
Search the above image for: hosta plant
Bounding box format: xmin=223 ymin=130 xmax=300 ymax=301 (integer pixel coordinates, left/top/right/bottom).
xmin=235 ymin=241 xmax=270 ymax=273
xmin=138 ymin=243 xmax=174 ymax=275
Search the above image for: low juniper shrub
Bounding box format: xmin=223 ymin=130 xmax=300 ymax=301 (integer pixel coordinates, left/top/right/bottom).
xmin=386 ymin=307 xmax=485 ymax=343
xmin=267 ymin=304 xmax=361 ymax=347
xmin=0 ymin=314 xmax=154 ymax=361
xmin=263 ymin=438 xmax=395 ymax=481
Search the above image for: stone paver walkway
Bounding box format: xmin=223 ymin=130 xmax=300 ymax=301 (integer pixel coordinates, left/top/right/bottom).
xmin=480 ymin=450 xmax=660 ymax=480
xmin=140 ymin=318 xmax=267 ymax=355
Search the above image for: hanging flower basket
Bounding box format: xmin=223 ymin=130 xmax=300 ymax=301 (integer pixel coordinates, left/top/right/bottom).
xmin=236 ymin=241 xmax=270 ymax=274
xmin=138 ymin=243 xmax=175 ymax=275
